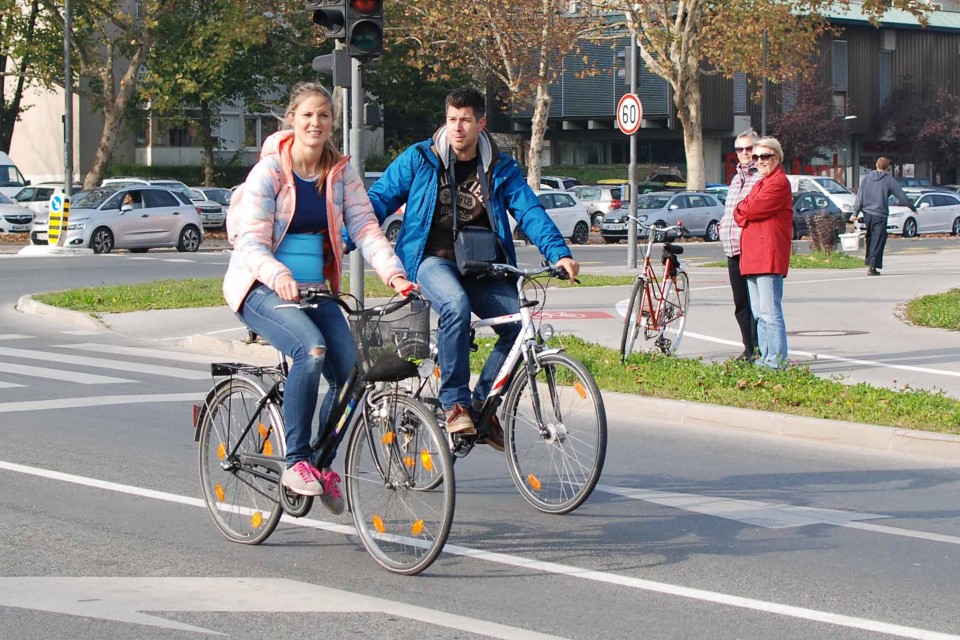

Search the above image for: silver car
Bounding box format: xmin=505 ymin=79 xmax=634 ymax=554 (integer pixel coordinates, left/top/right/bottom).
xmin=29 ymin=185 xmax=204 ymax=253
xmin=601 ymin=191 xmax=724 ymax=243
xmin=569 ymin=184 xmax=623 ymax=229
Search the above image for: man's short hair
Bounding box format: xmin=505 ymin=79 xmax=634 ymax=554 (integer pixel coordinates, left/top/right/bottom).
xmin=876 ymin=156 xmax=891 ymax=171
xmin=446 ymin=87 xmax=486 ymax=120
xmin=736 ymin=129 xmax=760 ymax=144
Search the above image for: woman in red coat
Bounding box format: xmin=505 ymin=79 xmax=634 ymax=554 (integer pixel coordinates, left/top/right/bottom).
xmin=733 ymin=137 xmax=792 ymax=369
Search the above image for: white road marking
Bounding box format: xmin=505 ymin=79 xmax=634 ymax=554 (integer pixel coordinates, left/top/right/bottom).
xmin=0 ymin=346 xmax=208 ymax=380
xmin=0 ymin=392 xmax=198 ymax=413
xmin=2 ymin=459 xmax=958 ymax=640
xmin=0 ymin=381 xmax=25 ymax=389
xmin=0 ymin=577 xmax=568 ymax=639
xmin=59 ymin=330 xmax=102 ymax=335
xmin=0 ymin=334 xmax=30 ymax=340
xmin=160 ymin=258 xmax=195 ymax=263
xmin=56 ymin=343 xmax=222 ymax=365
xmin=0 ymin=362 xmax=134 ymax=385
xmin=596 ymin=485 xmax=889 ymax=528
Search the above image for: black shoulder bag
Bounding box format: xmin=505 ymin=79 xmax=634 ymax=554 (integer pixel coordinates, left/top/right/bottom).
xmin=450 ymin=150 xmax=506 ymax=275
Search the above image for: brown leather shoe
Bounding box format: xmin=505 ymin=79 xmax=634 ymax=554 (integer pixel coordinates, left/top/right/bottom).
xmin=444 ymin=404 xmax=476 ymax=435
xmin=479 ymin=413 xmax=505 ymax=452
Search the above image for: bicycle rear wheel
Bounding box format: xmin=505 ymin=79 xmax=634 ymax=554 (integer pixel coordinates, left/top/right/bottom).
xmin=503 ymin=351 xmax=607 ymax=514
xmin=345 ymin=392 xmax=455 ymax=575
xmin=620 ymin=277 xmax=648 ymax=361
xmin=657 ymin=271 xmax=689 ymax=354
xmin=198 ymin=376 xmax=285 ymax=545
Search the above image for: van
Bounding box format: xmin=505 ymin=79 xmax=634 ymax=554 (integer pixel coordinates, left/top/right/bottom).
xmin=0 ymin=151 xmax=29 ymax=198
xmin=785 ymin=174 xmax=856 ymax=216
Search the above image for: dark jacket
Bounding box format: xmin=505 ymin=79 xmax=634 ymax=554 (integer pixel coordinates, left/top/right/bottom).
xmin=734 ymin=165 xmax=793 ymax=277
xmin=854 ymin=170 xmax=915 ymax=218
xmin=367 ymin=128 xmax=571 ymax=282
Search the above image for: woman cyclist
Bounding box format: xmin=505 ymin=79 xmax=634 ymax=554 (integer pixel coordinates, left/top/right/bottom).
xmin=223 ymin=82 xmax=414 ymax=513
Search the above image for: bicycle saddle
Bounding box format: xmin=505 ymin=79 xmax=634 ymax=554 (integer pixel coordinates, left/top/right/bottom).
xmin=662 ymin=243 xmax=684 ymax=255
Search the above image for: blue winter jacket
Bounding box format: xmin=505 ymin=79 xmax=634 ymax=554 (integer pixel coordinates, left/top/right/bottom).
xmin=367 ymin=129 xmax=572 ymax=282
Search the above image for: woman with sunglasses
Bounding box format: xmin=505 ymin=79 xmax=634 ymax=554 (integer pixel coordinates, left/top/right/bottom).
xmin=733 ymin=137 xmax=792 ymax=369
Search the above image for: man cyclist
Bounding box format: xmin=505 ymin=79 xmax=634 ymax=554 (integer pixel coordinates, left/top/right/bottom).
xmin=367 ymin=87 xmax=579 ymax=451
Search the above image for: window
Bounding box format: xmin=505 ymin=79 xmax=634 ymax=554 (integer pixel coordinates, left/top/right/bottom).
xmin=537 ymin=194 xmax=554 ymax=209
xmin=879 ymin=50 xmax=893 ymax=108
xmin=832 ymin=40 xmax=848 ymax=92
xmin=782 ymin=80 xmax=797 ymax=113
xmin=143 ymin=190 xmax=179 ymax=208
xmin=686 ymin=195 xmax=705 ymax=208
xmin=734 ymin=72 xmax=747 ymax=115
xmin=553 ymin=193 xmax=576 ymax=208
xmin=244 ymin=115 xmax=282 ymax=149
xmin=814 ymin=195 xmax=831 ymax=208
xmin=576 ymin=187 xmax=600 ymax=201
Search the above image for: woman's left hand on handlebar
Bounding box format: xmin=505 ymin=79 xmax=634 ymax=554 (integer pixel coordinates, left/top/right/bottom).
xmin=556 ymin=257 xmax=580 ymax=281
xmin=391 ymin=276 xmax=418 ymax=296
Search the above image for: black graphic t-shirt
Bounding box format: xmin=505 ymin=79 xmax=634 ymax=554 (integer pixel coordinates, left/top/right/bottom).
xmin=424 ymin=158 xmax=491 ymax=259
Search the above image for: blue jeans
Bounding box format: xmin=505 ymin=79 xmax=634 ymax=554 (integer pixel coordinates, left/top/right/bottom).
xmin=745 ymin=275 xmax=788 ymax=369
xmin=238 ymin=284 xmax=356 ymax=467
xmin=416 ymin=256 xmax=521 ymax=410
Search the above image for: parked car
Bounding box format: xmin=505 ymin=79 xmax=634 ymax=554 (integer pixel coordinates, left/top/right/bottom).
xmin=101 ymin=176 xmax=194 ymax=199
xmin=0 ymin=151 xmax=29 ymax=198
xmin=539 ymin=175 xmax=580 ymax=191
xmin=792 ymin=191 xmax=844 ymax=240
xmin=785 ymin=174 xmax=856 ymax=217
xmin=601 ymin=191 xmax=723 ymax=243
xmin=12 ymin=183 xmax=81 ymax=219
xmin=704 ymin=184 xmax=729 ymax=204
xmin=362 ymin=171 xmax=403 ymax=242
xmin=569 ymin=184 xmax=622 ymax=228
xmin=29 ymin=184 xmax=204 ymax=253
xmin=856 ymin=188 xmax=960 ymax=237
xmin=0 ymin=192 xmax=33 ymax=233
xmin=186 ymin=187 xmax=226 ymax=229
xmin=193 ymin=187 xmax=232 ymax=207
xmin=534 ymin=189 xmax=591 ymax=244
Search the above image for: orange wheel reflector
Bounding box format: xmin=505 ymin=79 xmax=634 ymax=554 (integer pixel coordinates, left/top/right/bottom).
xmin=574 ymin=381 xmax=587 ymax=399
xmin=404 ymin=455 xmax=415 ymax=467
xmin=432 ymin=366 xmax=440 ymax=379
xmin=411 ymin=519 xmax=424 ymax=536
xmin=527 ymin=474 xmax=542 ymax=491
xmin=263 ymin=440 xmax=273 ymax=456
xmin=420 ymin=450 xmax=434 ymax=472
xmin=251 ymin=511 xmax=263 ymax=528
xmin=382 ymin=431 xmax=395 ymax=445
xmin=215 ymin=484 xmax=225 ymax=502
xmin=373 ymin=514 xmax=385 ymax=534
xmin=258 ymin=422 xmax=269 ymax=439
xmin=217 ymin=442 xmax=226 ymax=460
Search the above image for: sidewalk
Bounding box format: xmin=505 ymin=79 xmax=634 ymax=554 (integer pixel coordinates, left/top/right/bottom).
xmin=15 ymin=283 xmax=960 ymax=463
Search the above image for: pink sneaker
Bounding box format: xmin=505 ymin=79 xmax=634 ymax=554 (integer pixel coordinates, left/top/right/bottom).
xmin=318 ymin=469 xmax=345 ymax=515
xmin=281 ymin=461 xmax=324 ymax=496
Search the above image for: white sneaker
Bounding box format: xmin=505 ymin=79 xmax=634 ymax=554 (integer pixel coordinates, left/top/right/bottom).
xmin=281 ymin=461 xmax=324 ymax=496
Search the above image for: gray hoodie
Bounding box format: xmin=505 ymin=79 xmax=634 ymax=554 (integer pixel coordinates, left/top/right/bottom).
xmin=854 ymin=170 xmax=916 ymax=217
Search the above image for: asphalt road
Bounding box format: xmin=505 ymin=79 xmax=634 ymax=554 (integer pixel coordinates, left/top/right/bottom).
xmin=2 ymin=246 xmax=960 ymax=639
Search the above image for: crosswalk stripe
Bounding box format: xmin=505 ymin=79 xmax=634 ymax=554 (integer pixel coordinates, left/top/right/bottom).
xmin=0 ymin=335 xmax=30 ymax=340
xmin=56 ymin=343 xmax=221 ymax=365
xmin=0 ymin=347 xmax=208 ymax=380
xmin=0 ymin=381 xmax=25 ymax=389
xmin=59 ymin=330 xmax=101 ymax=336
xmin=0 ymin=362 xmax=134 ymax=384
xmin=0 ymin=392 xmax=198 ymax=413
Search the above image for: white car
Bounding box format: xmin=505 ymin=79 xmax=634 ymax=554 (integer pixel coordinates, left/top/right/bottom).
xmin=186 ymin=187 xmax=226 ymax=229
xmin=13 ymin=182 xmax=82 ymax=219
xmin=786 ymin=174 xmax=857 ymax=217
xmin=539 ymin=175 xmax=580 ymax=191
xmin=30 ymin=184 xmax=204 ymax=253
xmin=0 ymin=192 xmax=33 ymax=233
xmin=858 ymin=189 xmax=960 ymax=237
xmin=534 ymin=189 xmax=592 ymax=244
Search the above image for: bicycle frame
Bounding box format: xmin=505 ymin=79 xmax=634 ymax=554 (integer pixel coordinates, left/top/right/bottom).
xmin=629 ymin=221 xmax=685 ymax=337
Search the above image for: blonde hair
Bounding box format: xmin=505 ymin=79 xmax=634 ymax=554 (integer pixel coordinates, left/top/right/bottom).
xmin=755 ymin=136 xmax=784 ymax=161
xmin=284 ymin=82 xmax=343 ymax=187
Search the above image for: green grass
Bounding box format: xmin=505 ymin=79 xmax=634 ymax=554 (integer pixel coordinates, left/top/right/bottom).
xmin=702 ymin=251 xmax=864 ymax=269
xmin=33 ymin=275 xmax=397 ymax=314
xmin=471 ymin=335 xmax=960 ymax=434
xmin=905 ymin=289 xmax=960 ymax=331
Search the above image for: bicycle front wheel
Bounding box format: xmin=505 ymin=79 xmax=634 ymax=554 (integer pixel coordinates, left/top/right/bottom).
xmin=198 ymin=376 xmax=285 ymax=545
xmin=345 ymin=392 xmax=455 ymax=575
xmin=503 ymin=352 xmax=607 ymax=514
xmin=620 ymin=277 xmax=647 ymax=361
xmin=657 ymin=271 xmax=690 ymax=354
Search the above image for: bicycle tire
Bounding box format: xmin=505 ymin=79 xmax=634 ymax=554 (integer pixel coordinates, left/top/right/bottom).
xmin=502 ymin=351 xmax=607 ymax=514
xmin=657 ymin=271 xmax=689 ymax=354
xmin=619 ymin=277 xmax=647 ymax=362
xmin=198 ymin=375 xmax=285 ymax=545
xmin=409 ymin=366 xmax=451 ymax=492
xmin=344 ymin=391 xmax=455 ymax=575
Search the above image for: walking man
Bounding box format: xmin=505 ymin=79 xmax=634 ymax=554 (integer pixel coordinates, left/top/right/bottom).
xmin=853 ymin=156 xmax=916 ymax=275
xmin=719 ymin=130 xmax=762 ymax=360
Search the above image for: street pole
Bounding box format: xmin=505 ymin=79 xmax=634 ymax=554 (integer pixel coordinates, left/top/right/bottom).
xmin=627 ymin=32 xmax=638 ymax=269
xmin=761 ymin=31 xmax=768 ymax=137
xmin=349 ymin=57 xmax=364 ymax=301
xmin=64 ymin=0 xmax=73 ymax=197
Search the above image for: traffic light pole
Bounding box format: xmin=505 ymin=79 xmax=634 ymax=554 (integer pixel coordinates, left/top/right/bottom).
xmin=349 ymin=58 xmax=365 ymax=301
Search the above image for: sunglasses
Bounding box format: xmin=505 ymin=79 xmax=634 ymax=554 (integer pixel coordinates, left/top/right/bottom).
xmin=752 ymin=153 xmax=776 ymax=162
xmin=734 ymin=145 xmax=753 ymax=153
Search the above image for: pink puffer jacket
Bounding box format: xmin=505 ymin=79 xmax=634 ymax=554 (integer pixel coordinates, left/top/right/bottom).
xmin=223 ymin=130 xmax=405 ymax=311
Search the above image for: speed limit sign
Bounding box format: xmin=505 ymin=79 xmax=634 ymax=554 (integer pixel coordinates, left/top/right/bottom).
xmin=616 ymin=93 xmax=643 ymax=135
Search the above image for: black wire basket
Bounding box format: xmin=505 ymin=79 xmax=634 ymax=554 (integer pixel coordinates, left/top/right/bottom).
xmin=349 ymin=297 xmax=432 ymax=383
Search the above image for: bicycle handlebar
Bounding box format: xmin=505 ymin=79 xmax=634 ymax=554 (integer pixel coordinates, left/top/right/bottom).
xmin=465 ymin=261 xmax=576 ymax=283
xmin=621 ymin=215 xmax=687 ymax=233
xmin=274 ymin=286 xmax=424 ymax=316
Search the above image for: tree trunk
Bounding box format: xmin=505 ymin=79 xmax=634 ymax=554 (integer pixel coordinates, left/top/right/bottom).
xmin=199 ymin=100 xmax=215 ymax=186
xmin=525 ymin=84 xmax=551 ymax=189
xmin=675 ymin=62 xmax=706 ymax=191
xmin=3 ymin=0 xmax=41 ymax=152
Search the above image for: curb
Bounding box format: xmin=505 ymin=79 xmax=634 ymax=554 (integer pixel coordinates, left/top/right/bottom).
xmin=15 ymin=295 xmax=104 ymax=331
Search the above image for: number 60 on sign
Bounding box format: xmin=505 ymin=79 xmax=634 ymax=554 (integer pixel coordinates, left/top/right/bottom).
xmin=616 ymin=93 xmax=643 ymax=135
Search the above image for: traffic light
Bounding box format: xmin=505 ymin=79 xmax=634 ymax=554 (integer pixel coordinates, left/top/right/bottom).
xmin=307 ymin=0 xmax=346 ymax=40
xmin=345 ymin=0 xmax=383 ymax=60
